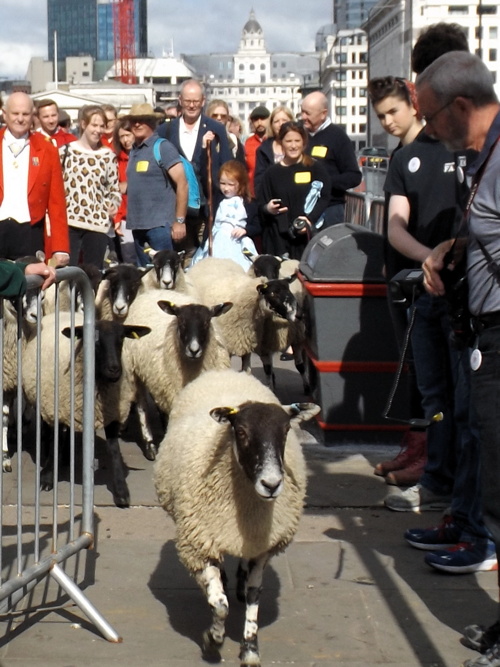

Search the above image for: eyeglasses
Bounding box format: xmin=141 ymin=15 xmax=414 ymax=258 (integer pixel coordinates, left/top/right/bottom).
xmin=180 ymin=99 xmax=203 ymax=108
xmin=422 ymin=99 xmax=454 ymax=125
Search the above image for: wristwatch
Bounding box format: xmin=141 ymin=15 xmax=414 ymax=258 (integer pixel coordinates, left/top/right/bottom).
xmin=175 ymin=217 xmax=186 ymax=224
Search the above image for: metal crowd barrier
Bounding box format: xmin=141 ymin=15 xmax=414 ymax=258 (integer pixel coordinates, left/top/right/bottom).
xmin=0 ymin=266 xmax=121 ymax=643
xmin=346 ymin=191 xmax=385 ymax=236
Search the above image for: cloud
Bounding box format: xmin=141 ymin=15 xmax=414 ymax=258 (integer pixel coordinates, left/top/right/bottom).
xmin=0 ymin=0 xmax=332 ymax=79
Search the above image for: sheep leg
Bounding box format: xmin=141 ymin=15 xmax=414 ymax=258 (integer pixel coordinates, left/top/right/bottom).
xmin=241 ymin=353 xmax=252 ymax=374
xmin=236 ymin=559 xmax=249 ymax=603
xmin=104 ymin=421 xmax=130 ymax=508
xmin=2 ymin=402 xmax=12 ymax=473
xmin=239 ymin=554 xmax=270 ymax=667
xmin=259 ymin=353 xmax=275 ymax=390
xmin=135 ymin=383 xmax=156 ymax=461
xmin=293 ymin=344 xmax=310 ymax=395
xmin=196 ymin=563 xmax=228 ymax=660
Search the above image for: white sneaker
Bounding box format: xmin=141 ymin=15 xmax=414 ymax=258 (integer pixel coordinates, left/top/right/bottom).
xmin=384 ymin=483 xmax=452 ymax=512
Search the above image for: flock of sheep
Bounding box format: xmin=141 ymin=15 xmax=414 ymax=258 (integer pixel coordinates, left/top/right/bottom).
xmin=3 ymin=250 xmax=320 ymax=667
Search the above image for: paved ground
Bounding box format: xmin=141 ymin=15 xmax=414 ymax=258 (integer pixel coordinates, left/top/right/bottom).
xmin=0 ymin=358 xmax=495 ymax=667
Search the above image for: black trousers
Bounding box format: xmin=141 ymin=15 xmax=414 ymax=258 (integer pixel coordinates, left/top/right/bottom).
xmin=0 ymin=218 xmax=44 ymax=260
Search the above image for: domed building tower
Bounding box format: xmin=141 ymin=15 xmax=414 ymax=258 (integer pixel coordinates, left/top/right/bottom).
xmin=234 ymin=10 xmax=271 ymax=87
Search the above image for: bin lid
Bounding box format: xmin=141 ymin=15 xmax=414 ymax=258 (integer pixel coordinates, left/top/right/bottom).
xmin=299 ymin=223 xmax=385 ymax=283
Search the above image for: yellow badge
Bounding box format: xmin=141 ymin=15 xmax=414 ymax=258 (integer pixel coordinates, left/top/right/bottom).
xmin=295 ymin=171 xmax=312 ymax=184
xmin=311 ymin=145 xmax=328 ymax=158
xmin=136 ymin=161 xmax=149 ymax=172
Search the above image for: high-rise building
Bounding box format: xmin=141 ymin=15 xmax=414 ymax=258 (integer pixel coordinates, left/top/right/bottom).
xmin=334 ymin=0 xmax=379 ymax=29
xmin=47 ymin=0 xmax=148 ymax=62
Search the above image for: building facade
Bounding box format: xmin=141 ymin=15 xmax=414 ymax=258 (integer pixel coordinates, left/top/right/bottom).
xmin=363 ymin=0 xmax=500 ymax=146
xmin=321 ymin=29 xmax=369 ymax=151
xmin=47 ymin=0 xmax=147 ymax=63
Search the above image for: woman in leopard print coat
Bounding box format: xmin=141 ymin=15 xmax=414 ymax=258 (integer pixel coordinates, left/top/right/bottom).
xmin=60 ymin=105 xmax=121 ymax=268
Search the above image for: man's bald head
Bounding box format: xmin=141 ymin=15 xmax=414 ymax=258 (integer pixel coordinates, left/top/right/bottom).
xmin=301 ymin=92 xmax=329 ymax=133
xmin=4 ymin=92 xmax=34 ymax=138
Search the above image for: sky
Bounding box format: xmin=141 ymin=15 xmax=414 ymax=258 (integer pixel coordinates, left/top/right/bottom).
xmin=0 ymin=0 xmax=333 ymax=80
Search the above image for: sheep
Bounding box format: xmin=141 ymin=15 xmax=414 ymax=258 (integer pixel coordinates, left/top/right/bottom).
xmin=154 ymin=369 xmax=320 ymax=667
xmin=142 ymin=247 xmax=190 ymax=291
xmin=244 ymin=251 xmax=282 ymax=280
xmin=255 ymin=258 xmax=310 ymax=393
xmin=22 ymin=312 xmax=151 ymax=507
xmin=188 ymin=259 xmax=297 ymax=373
xmin=95 ymin=263 xmax=153 ymax=320
xmin=124 ymin=288 xmax=232 ymax=435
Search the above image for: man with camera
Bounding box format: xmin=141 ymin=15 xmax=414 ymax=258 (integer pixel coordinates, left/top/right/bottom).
xmin=420 ymin=52 xmax=500 ymax=667
xmin=381 ymin=53 xmax=495 ymax=577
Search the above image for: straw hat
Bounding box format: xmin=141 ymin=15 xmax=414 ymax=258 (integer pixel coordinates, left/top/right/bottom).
xmin=124 ymin=103 xmax=164 ymax=119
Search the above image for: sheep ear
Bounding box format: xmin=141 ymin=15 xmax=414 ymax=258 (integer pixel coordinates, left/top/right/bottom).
xmin=286 ymin=273 xmax=298 ymax=284
xmin=123 ymin=325 xmax=151 ymax=340
xmin=144 ymin=243 xmax=157 ymax=257
xmin=242 ymin=248 xmax=256 ymax=261
xmin=256 ymin=282 xmax=268 ymax=294
xmin=210 ymin=302 xmax=232 ymax=318
xmin=210 ymin=407 xmax=239 ymax=424
xmin=101 ymin=267 xmax=116 ymax=280
xmin=157 ymin=300 xmax=178 ymax=316
xmin=138 ymin=265 xmax=154 ymax=276
xmin=62 ymin=325 xmax=84 ymax=339
xmin=283 ymin=402 xmax=320 ymax=424
xmin=276 ymin=255 xmax=284 ymax=263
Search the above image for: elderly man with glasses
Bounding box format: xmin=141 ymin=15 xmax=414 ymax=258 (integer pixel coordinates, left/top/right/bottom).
xmin=158 ymin=79 xmax=232 ymax=260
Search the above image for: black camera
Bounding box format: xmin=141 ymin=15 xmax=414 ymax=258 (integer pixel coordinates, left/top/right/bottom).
xmin=389 ymin=268 xmax=425 ymax=308
xmin=287 ymin=217 xmax=307 ymax=240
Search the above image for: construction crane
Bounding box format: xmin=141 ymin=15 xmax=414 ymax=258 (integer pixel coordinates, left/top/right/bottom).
xmin=113 ymin=0 xmax=137 ymax=85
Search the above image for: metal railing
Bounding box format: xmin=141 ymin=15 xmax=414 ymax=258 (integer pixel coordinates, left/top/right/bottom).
xmin=0 ymin=267 xmax=121 ymax=643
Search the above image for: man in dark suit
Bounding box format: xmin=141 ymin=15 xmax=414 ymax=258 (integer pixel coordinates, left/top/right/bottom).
xmin=0 ymin=92 xmax=69 ymax=264
xmin=158 ymin=79 xmax=232 ymax=257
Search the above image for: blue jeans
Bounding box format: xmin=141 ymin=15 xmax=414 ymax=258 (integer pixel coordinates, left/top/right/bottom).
xmin=132 ymin=227 xmax=172 ymax=267
xmin=317 ymin=203 xmax=345 ymax=229
xmin=411 ymin=293 xmax=487 ymax=541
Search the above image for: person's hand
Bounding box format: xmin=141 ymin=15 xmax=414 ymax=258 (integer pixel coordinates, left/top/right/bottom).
xmin=114 ymin=221 xmax=124 ymax=237
xmin=231 ymin=226 xmax=246 ymax=239
xmin=422 ymin=239 xmax=456 ymax=296
xmin=171 ymin=222 xmax=187 ymax=242
xmin=202 ymin=131 xmax=216 ymax=148
xmin=25 ymin=263 xmax=56 ymax=291
xmin=294 ymin=216 xmax=311 ymax=234
xmin=51 ymin=252 xmax=70 ymax=268
xmin=107 ymin=203 xmax=118 ymax=217
xmin=266 ymin=199 xmax=288 ymax=215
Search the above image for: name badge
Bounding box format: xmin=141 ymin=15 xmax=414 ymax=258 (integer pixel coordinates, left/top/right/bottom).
xmin=311 ymin=146 xmax=327 ymax=158
xmin=295 ymin=171 xmax=312 ymax=184
xmin=136 ymin=161 xmax=149 ymax=172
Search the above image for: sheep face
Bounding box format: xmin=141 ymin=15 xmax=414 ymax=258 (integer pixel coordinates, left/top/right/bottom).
xmin=158 ymin=300 xmax=232 ymax=360
xmin=251 ymin=254 xmax=282 ymax=280
xmin=62 ymin=320 xmax=151 ymax=383
xmin=257 ymin=276 xmax=297 ymax=323
xmin=151 ymin=249 xmax=185 ymax=289
xmin=102 ymin=265 xmax=152 ymax=318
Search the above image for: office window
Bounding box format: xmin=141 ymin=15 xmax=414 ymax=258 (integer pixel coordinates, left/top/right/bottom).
xmin=335 ymin=106 xmax=347 ymax=116
xmin=490 ymin=27 xmax=498 ymax=39
xmin=489 ymin=48 xmax=497 ymax=61
xmin=448 ymin=5 xmax=468 ymax=14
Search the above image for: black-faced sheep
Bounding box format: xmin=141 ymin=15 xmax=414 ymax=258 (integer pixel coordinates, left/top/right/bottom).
xmin=154 ymin=369 xmax=319 ymax=667
xmin=188 ymin=259 xmax=297 ymax=373
xmin=143 ymin=247 xmax=189 ymax=291
xmin=22 ymin=312 xmax=151 ymax=507
xmin=124 ymin=289 xmax=232 ymax=434
xmin=96 ymin=263 xmax=153 ymax=320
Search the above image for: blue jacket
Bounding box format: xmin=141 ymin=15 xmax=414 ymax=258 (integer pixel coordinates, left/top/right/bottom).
xmin=158 ymin=115 xmax=232 ymax=209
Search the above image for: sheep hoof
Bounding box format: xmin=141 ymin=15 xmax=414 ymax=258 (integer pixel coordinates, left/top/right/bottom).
xmin=202 ymin=630 xmax=223 ymax=662
xmin=40 ymin=469 xmax=54 ymax=492
xmin=239 ymin=643 xmax=261 ymax=666
xmin=143 ymin=442 xmax=157 ymax=461
xmin=113 ymin=490 xmax=130 ymax=509
xmin=2 ymin=457 xmax=12 ymax=473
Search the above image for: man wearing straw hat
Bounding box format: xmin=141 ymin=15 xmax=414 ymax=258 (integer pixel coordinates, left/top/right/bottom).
xmin=124 ymin=102 xmax=188 ymax=266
